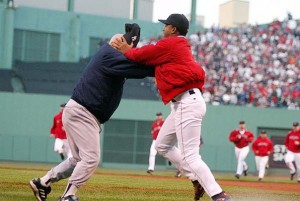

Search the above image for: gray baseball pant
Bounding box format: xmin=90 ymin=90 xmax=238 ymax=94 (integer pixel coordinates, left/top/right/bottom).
xmin=46 ymin=99 xmax=101 ymax=188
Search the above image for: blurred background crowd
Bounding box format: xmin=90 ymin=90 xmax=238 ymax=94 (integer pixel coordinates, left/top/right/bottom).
xmin=138 ymin=15 xmax=300 ymax=110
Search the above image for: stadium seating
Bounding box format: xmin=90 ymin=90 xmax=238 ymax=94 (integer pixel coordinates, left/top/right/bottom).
xmin=0 ymin=69 xmax=14 ymax=92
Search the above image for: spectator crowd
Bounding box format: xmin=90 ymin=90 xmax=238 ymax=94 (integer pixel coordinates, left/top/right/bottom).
xmin=140 ymin=15 xmax=300 ymax=110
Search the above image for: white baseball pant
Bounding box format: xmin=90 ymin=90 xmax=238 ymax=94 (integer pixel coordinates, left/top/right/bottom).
xmin=255 ymin=156 xmax=269 ymax=179
xmin=148 ymin=140 xmax=157 ymax=171
xmin=46 ymin=99 xmax=101 ymax=188
xmin=54 ymin=139 xmax=72 ymax=158
xmin=155 ymin=88 xmax=222 ymax=197
xmin=235 ymin=146 xmax=249 ymax=175
xmin=285 ymin=150 xmax=300 ymax=180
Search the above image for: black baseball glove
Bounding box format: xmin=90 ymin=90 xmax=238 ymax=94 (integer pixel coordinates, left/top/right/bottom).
xmin=123 ymin=23 xmax=141 ymax=47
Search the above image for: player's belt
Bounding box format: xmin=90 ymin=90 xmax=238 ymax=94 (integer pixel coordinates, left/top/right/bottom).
xmin=171 ymin=89 xmax=198 ymax=102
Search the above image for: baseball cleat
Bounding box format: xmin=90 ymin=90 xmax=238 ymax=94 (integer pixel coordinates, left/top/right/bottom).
xmin=290 ymin=172 xmax=296 ymax=180
xmin=243 ymin=169 xmax=248 ymax=176
xmin=57 ymin=195 xmax=79 ymax=201
xmin=175 ymin=170 xmax=182 ymax=178
xmin=146 ymin=170 xmax=154 ymax=175
xmin=29 ymin=178 xmax=51 ymax=201
xmin=212 ymin=191 xmax=231 ymax=201
xmin=192 ymin=180 xmax=205 ymax=201
xmin=235 ymin=174 xmax=240 ymax=179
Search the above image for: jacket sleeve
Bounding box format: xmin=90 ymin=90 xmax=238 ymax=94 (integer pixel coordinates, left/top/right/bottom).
xmin=268 ymin=140 xmax=274 ymax=153
xmin=284 ymin=134 xmax=289 ymax=147
xmin=99 ymin=45 xmax=155 ymax=78
xmin=252 ymin=140 xmax=257 ymax=152
xmin=247 ymin=132 xmax=254 ymax=143
xmin=229 ymin=131 xmax=239 ymax=142
xmin=50 ymin=117 xmax=56 ymax=135
xmin=124 ymin=39 xmax=172 ymax=66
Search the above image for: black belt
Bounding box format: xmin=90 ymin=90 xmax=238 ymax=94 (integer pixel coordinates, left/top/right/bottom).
xmin=171 ymin=89 xmax=195 ymax=102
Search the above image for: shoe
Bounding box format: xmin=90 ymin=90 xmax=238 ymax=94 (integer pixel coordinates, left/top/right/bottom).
xmin=258 ymin=178 xmax=262 ymax=181
xmin=146 ymin=170 xmax=154 ymax=175
xmin=212 ymin=191 xmax=231 ymax=201
xmin=29 ymin=178 xmax=51 ymax=201
xmin=58 ymin=195 xmax=79 ymax=201
xmin=235 ymin=174 xmax=240 ymax=179
xmin=243 ymin=169 xmax=248 ymax=176
xmin=192 ymin=180 xmax=205 ymax=201
xmin=290 ymin=172 xmax=296 ymax=180
xmin=175 ymin=170 xmax=182 ymax=178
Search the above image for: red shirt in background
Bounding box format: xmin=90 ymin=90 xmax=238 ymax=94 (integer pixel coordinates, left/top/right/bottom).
xmin=50 ymin=112 xmax=67 ymax=139
xmin=252 ymin=136 xmax=274 ymax=156
xmin=229 ymin=129 xmax=254 ymax=148
xmin=151 ymin=120 xmax=164 ymax=140
xmin=284 ymin=130 xmax=300 ymax=153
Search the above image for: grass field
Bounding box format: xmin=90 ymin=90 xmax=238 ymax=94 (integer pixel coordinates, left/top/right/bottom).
xmin=0 ymin=162 xmax=299 ymax=201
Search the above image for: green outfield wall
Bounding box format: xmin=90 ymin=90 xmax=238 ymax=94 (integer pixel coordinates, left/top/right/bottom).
xmin=0 ymin=92 xmax=298 ymax=174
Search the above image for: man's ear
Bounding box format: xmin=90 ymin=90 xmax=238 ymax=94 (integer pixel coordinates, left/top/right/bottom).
xmin=171 ymin=26 xmax=178 ymax=34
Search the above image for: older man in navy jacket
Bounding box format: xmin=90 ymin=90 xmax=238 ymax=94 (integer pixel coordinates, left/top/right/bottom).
xmin=29 ymin=24 xmax=154 ymax=201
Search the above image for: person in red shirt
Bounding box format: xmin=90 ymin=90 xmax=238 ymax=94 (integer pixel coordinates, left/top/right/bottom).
xmin=229 ymin=121 xmax=254 ymax=179
xmin=147 ymin=112 xmax=164 ymax=175
xmin=50 ymin=103 xmax=72 ymax=160
xmin=284 ymin=122 xmax=300 ymax=182
xmin=113 ymin=13 xmax=230 ymax=201
xmin=252 ymin=130 xmax=274 ymax=181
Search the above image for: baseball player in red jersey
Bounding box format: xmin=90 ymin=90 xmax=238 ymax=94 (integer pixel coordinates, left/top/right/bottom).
xmin=114 ymin=13 xmax=231 ymax=201
xmin=147 ymin=112 xmax=164 ymax=175
xmin=229 ymin=121 xmax=254 ymax=179
xmin=50 ymin=103 xmax=72 ymax=160
xmin=251 ymin=130 xmax=274 ymax=181
xmin=284 ymin=122 xmax=300 ymax=182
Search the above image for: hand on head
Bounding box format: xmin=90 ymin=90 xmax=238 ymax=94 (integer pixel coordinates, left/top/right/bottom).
xmin=109 ymin=34 xmax=133 ymax=53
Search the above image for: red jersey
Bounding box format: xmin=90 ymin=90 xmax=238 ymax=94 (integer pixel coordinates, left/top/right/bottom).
xmin=229 ymin=129 xmax=254 ymax=148
xmin=50 ymin=112 xmax=67 ymax=139
xmin=284 ymin=130 xmax=300 ymax=153
xmin=252 ymin=136 xmax=274 ymax=156
xmin=151 ymin=120 xmax=164 ymax=140
xmin=124 ymin=36 xmax=205 ymax=104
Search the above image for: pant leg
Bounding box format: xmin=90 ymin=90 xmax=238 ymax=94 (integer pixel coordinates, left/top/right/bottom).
xmin=62 ymin=99 xmax=101 ymax=188
xmin=285 ymin=151 xmax=296 ymax=174
xmin=172 ymin=90 xmax=222 ymax=197
xmin=294 ymin=152 xmax=300 ymax=181
xmin=258 ymin=156 xmax=268 ymax=179
xmin=255 ymin=156 xmax=260 ymax=174
xmin=54 ymin=138 xmax=64 ymax=154
xmin=155 ymin=107 xmax=182 ymax=170
xmin=148 ymin=140 xmax=157 ymax=170
xmin=237 ymin=146 xmax=249 ymax=175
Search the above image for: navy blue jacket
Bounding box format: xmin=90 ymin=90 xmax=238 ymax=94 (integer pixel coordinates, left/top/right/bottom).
xmin=71 ymin=43 xmax=154 ymax=123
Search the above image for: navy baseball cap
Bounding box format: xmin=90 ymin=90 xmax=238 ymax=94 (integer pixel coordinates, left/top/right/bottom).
xmin=239 ymin=121 xmax=245 ymax=124
xmin=60 ymin=103 xmax=66 ymax=107
xmin=158 ymin=14 xmax=189 ymax=36
xmin=156 ymin=112 xmax=162 ymax=116
xmin=293 ymin=122 xmax=299 ymax=126
xmin=261 ymin=130 xmax=267 ymax=134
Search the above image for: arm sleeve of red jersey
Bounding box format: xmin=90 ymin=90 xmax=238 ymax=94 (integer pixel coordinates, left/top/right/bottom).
xmin=229 ymin=132 xmax=238 ymax=142
xmin=269 ymin=141 xmax=274 ymax=153
xmin=124 ymin=40 xmax=171 ymax=66
xmin=50 ymin=118 xmax=56 ymax=134
xmin=248 ymin=133 xmax=254 ymax=142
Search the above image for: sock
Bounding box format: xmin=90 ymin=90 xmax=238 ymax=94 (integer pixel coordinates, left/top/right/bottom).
xmin=62 ymin=183 xmax=78 ymax=197
xmin=40 ymin=175 xmax=51 ymax=187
